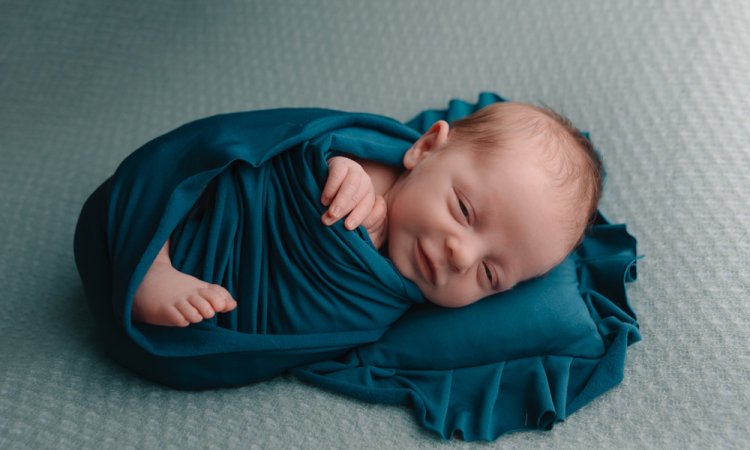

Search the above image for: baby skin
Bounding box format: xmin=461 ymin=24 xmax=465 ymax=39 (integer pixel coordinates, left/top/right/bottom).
xmin=131 ymin=238 xmax=238 ymax=327
xmin=133 ymin=103 xmax=593 ymax=326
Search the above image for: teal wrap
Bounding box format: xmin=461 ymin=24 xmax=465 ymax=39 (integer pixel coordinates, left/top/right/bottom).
xmin=74 ymin=93 xmax=641 ymax=441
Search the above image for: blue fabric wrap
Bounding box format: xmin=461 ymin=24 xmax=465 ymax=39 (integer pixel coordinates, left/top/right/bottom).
xmin=74 ymin=108 xmax=426 ymax=387
xmin=74 ymin=92 xmax=641 ymax=441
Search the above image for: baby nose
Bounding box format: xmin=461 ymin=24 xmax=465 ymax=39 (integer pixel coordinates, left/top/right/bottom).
xmin=445 ymin=235 xmax=481 ymax=274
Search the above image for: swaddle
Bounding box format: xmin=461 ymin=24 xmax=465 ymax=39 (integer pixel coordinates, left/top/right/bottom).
xmin=74 ymin=93 xmax=641 ymax=441
xmin=75 ymin=107 xmax=428 ymax=387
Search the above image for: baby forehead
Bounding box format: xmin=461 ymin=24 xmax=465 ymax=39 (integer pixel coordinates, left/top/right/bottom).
xmin=464 ymin=137 xmax=552 ymax=174
xmin=461 ymin=148 xmax=575 ymax=219
xmin=469 ymin=131 xmax=582 ymax=186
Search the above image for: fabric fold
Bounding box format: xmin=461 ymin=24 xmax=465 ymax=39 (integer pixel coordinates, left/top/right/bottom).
xmin=75 ymin=108 xmax=427 ymax=388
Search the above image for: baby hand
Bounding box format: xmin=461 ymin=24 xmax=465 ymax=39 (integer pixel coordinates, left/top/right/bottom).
xmin=321 ymin=156 xmax=387 ymax=248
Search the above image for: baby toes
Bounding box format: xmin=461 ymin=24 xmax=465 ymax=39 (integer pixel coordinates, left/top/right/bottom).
xmin=175 ymin=299 xmax=205 ymax=324
xmin=168 ymin=306 xmax=191 ymax=327
xmin=202 ymin=284 xmax=238 ymax=312
xmin=188 ymin=294 xmax=216 ymax=319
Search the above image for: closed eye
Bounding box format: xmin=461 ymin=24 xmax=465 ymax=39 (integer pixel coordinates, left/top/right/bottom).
xmin=458 ymin=199 xmax=469 ymax=218
xmin=483 ymin=261 xmax=493 ymax=285
xmin=453 ymin=188 xmax=472 ymax=224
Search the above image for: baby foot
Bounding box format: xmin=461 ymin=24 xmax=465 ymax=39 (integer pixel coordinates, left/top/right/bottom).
xmin=132 ymin=260 xmax=237 ymax=327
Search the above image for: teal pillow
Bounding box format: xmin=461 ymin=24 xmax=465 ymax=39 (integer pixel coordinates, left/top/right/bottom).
xmin=292 ymin=215 xmax=641 ymax=441
xmin=355 ymin=254 xmax=604 ymax=370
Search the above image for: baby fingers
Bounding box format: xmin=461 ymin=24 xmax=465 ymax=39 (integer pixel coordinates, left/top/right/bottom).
xmin=343 ymin=190 xmax=376 ymax=230
xmin=360 ymin=194 xmax=387 ymax=230
xmin=323 ymin=173 xmax=370 ymax=225
xmin=320 ymin=156 xmax=364 ymax=206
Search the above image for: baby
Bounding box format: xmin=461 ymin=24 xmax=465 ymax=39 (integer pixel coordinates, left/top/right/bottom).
xmin=132 ymin=102 xmax=602 ymax=327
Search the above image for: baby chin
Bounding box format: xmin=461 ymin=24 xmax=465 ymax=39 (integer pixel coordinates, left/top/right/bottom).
xmin=390 ymin=236 xmax=441 ymax=303
xmin=386 ymin=236 xmax=422 ymax=285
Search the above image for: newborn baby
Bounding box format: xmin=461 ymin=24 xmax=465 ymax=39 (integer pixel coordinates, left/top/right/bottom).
xmin=132 ymin=102 xmax=602 ymax=327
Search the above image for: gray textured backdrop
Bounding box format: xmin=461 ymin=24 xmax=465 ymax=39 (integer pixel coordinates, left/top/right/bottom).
xmin=1 ymin=0 xmax=748 ymax=448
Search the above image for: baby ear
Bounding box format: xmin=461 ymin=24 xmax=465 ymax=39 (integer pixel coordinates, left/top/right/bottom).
xmin=403 ymin=120 xmax=450 ymax=169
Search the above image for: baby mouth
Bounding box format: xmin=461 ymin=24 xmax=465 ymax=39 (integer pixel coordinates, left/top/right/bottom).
xmin=417 ymin=241 xmax=436 ymax=286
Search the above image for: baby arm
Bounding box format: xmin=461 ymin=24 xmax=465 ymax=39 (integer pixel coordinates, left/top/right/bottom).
xmin=321 ymin=156 xmax=387 ymax=249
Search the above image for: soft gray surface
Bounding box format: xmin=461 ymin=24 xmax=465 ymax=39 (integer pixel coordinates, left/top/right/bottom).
xmin=1 ymin=0 xmax=748 ymax=448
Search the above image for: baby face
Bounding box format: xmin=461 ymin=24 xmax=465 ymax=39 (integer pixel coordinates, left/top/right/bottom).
xmin=384 ymin=121 xmax=576 ymax=307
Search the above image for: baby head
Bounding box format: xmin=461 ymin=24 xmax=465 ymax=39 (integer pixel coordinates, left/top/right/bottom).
xmin=383 ymin=102 xmax=603 ymax=307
